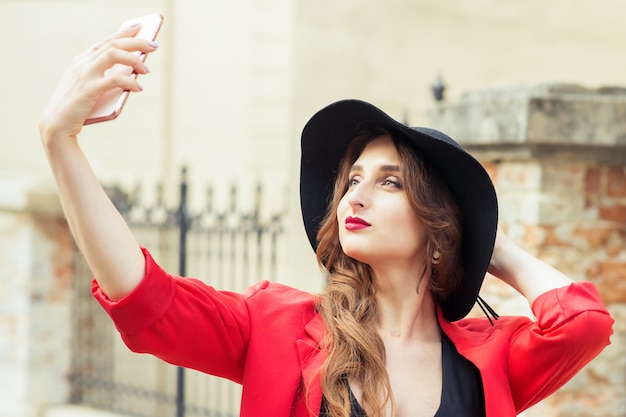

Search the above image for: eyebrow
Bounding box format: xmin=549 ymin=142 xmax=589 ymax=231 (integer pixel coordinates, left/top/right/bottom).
xmin=349 ymin=164 xmax=401 ymax=173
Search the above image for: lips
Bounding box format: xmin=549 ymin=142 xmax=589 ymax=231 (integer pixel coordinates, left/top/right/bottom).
xmin=345 ymin=216 xmax=371 ymax=231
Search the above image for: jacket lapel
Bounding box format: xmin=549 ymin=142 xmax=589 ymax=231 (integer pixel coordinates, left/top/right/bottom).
xmin=295 ymin=313 xmax=326 ymax=416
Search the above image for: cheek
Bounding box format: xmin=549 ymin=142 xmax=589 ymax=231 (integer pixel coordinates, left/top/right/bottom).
xmin=405 ymin=213 xmax=428 ymax=249
xmin=387 ymin=203 xmax=427 ymax=245
xmin=336 ymin=197 xmax=349 ymax=220
xmin=336 ymin=198 xmax=351 ymax=245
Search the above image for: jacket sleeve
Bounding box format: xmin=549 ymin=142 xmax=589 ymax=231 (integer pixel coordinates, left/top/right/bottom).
xmin=92 ymin=247 xmax=257 ymax=384
xmin=507 ymin=281 xmax=613 ymax=412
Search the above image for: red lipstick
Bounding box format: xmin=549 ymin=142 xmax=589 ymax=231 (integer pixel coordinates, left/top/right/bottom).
xmin=345 ymin=216 xmax=371 ymax=231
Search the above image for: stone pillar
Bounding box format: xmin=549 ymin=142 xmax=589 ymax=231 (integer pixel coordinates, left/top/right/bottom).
xmin=428 ymin=84 xmax=626 ymax=417
xmin=0 ymin=180 xmax=72 ymax=417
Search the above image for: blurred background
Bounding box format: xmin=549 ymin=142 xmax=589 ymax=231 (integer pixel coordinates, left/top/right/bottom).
xmin=1 ymin=0 xmax=625 ymax=416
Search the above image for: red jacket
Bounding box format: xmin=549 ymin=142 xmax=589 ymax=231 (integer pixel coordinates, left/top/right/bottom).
xmin=94 ymin=248 xmax=613 ymax=417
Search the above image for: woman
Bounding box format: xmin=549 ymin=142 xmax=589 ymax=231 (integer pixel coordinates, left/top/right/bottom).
xmin=39 ymin=25 xmax=613 ymax=417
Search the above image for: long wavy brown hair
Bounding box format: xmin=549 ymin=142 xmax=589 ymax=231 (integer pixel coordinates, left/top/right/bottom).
xmin=315 ymin=126 xmax=463 ymax=417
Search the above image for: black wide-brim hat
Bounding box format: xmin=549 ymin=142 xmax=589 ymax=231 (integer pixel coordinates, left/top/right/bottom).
xmin=300 ymin=99 xmax=498 ymax=322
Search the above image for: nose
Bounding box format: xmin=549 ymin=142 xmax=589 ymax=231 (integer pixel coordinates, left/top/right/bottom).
xmin=346 ymin=181 xmax=370 ymax=209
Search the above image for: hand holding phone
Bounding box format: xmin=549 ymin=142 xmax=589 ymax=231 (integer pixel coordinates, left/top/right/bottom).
xmin=84 ymin=13 xmax=164 ymax=125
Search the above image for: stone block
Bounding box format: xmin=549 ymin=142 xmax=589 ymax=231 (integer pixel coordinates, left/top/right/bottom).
xmin=607 ymin=167 xmax=626 ymax=197
xmin=427 ymin=83 xmax=626 ymax=151
xmin=593 ymin=261 xmax=626 ymax=304
xmin=495 ymin=162 xmax=541 ymax=191
xmin=572 ymin=226 xmax=615 ymax=250
xmin=585 ymin=167 xmax=602 ymax=196
xmin=527 ymin=95 xmax=626 ymax=146
xmin=538 ymin=194 xmax=585 ymax=224
xmin=497 ymin=193 xmax=541 ymax=224
xmin=599 ymin=204 xmax=626 ymax=223
xmin=541 ymin=163 xmax=585 ymax=195
xmin=427 ymin=87 xmax=534 ymax=145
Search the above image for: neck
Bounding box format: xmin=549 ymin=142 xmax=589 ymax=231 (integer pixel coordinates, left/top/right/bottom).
xmin=372 ymin=268 xmax=439 ymax=341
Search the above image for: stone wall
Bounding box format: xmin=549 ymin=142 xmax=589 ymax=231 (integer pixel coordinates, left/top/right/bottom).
xmin=429 ymin=84 xmax=626 ymax=417
xmin=0 ymin=181 xmax=72 ymax=417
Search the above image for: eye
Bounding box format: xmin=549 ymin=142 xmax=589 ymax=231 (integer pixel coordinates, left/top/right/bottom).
xmin=348 ymin=176 xmax=361 ymax=188
xmin=382 ymin=177 xmax=402 ymax=189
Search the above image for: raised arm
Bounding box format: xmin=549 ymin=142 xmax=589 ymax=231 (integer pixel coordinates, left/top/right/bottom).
xmin=39 ymin=25 xmax=159 ymax=301
xmin=487 ymin=226 xmax=574 ymax=305
xmin=487 ymin=227 xmax=613 ymax=411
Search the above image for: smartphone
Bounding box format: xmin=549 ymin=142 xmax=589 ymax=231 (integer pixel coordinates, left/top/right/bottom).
xmin=84 ymin=13 xmax=164 ymax=125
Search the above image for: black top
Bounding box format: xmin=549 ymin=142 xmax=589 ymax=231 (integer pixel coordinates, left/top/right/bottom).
xmin=319 ymin=332 xmax=485 ymax=417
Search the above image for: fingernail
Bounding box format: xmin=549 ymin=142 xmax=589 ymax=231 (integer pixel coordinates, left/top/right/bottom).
xmin=143 ymin=64 xmax=151 ymax=73
xmin=149 ymin=41 xmax=159 ymax=49
xmin=137 ymin=83 xmax=144 ymax=91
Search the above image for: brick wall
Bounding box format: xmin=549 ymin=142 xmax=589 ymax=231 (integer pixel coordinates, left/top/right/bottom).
xmin=486 ymin=160 xmax=625 ymax=417
xmin=430 ymin=84 xmax=626 ymax=417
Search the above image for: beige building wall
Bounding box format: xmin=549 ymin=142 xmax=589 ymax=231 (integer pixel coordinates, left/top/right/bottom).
xmin=2 ymin=0 xmax=305 ymax=283
xmin=4 ymin=0 xmax=626 ymax=288
xmin=290 ymin=0 xmax=626 ymax=124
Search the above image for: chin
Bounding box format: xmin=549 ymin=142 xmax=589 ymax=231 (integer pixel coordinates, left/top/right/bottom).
xmin=341 ymin=247 xmax=371 ymax=264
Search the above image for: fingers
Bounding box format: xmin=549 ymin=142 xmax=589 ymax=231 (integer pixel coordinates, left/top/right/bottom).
xmin=90 ymin=24 xmax=142 ymax=52
xmin=94 ymin=46 xmax=153 ymax=77
xmin=90 ymin=36 xmax=159 ymax=67
xmin=87 ymin=22 xmax=158 ymax=64
xmin=40 ymin=28 xmax=159 ymax=137
xmin=84 ymin=34 xmax=159 ymax=93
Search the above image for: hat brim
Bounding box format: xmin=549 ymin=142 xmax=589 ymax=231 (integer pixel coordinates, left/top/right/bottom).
xmin=300 ymin=99 xmax=498 ymax=322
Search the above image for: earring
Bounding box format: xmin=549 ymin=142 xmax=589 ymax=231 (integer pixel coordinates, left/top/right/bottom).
xmin=432 ymin=249 xmax=442 ymax=265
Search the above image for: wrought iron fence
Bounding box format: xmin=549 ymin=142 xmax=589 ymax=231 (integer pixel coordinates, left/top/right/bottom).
xmin=69 ymin=167 xmax=286 ymax=417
